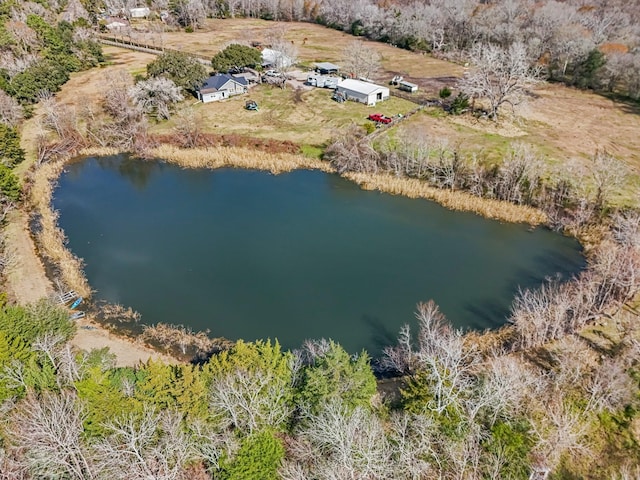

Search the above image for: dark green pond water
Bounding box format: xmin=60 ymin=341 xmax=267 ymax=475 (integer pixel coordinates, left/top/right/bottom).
xmin=53 ymin=155 xmax=585 ymax=354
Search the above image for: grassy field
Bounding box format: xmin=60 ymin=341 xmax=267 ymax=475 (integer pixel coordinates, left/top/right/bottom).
xmin=126 ymin=18 xmax=464 ymax=92
xmin=391 ymin=84 xmax=640 ymax=167
xmin=152 ymin=85 xmax=417 ymax=148
xmin=50 ymin=18 xmax=640 ymax=185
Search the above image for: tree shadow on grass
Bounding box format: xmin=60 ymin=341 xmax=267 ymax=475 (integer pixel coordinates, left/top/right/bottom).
xmin=600 ymin=91 xmax=640 ymax=116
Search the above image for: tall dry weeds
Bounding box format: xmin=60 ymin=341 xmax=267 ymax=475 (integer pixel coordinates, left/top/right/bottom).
xmin=343 ymin=172 xmax=547 ymax=225
xmin=150 ymin=145 xmax=334 ymax=174
xmin=30 ymin=160 xmax=91 ymax=298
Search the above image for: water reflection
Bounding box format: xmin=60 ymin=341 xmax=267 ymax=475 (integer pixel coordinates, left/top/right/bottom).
xmin=53 ymin=155 xmax=586 ymax=355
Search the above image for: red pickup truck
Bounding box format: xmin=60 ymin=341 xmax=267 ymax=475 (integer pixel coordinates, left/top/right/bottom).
xmin=368 ymin=113 xmax=393 ymax=124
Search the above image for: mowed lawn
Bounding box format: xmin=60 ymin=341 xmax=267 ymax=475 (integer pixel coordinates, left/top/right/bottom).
xmin=152 ymin=85 xmax=418 ymax=147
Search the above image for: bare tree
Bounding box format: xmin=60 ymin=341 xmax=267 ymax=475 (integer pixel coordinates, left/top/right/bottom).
xmin=510 ymin=278 xmax=578 ymax=349
xmin=494 ymin=144 xmax=544 ymax=204
xmin=325 ymin=125 xmax=379 ymax=174
xmin=458 ymin=42 xmax=540 ymax=119
xmin=173 ymin=0 xmax=207 ymax=28
xmin=94 ymin=70 xmax=151 ymax=153
xmin=342 ymin=40 xmax=381 ymax=80
xmin=38 ymin=93 xmax=84 ymax=147
xmin=387 ymin=411 xmax=437 ymax=479
xmin=612 ymin=209 xmax=640 ymax=249
xmin=269 ymin=38 xmax=298 ymax=74
xmin=209 ymin=368 xmax=293 ymax=433
xmin=529 ymin=396 xmax=593 ymax=474
xmin=7 ymin=391 xmax=96 ymax=479
xmin=297 ymin=400 xmax=391 ymax=480
xmin=94 ymin=408 xmax=197 ymax=480
xmin=586 ymin=150 xmax=629 ymax=211
xmin=129 ymin=77 xmax=184 ymax=121
xmin=0 ymin=90 xmax=23 ymax=127
xmin=172 ymin=107 xmax=204 ymax=148
xmin=385 ymin=301 xmax=479 ymax=415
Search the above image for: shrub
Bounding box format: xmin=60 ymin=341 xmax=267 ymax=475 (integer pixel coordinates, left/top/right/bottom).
xmin=220 ymin=430 xmax=284 ymax=480
xmin=439 ymin=86 xmax=452 ymax=99
xmin=450 ymin=92 xmax=469 ymax=115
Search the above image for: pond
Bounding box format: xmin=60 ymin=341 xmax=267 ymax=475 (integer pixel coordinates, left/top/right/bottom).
xmin=53 ymin=154 xmax=585 ymax=355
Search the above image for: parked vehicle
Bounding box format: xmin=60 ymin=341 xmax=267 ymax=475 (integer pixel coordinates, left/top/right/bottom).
xmin=368 ymin=113 xmax=392 ymax=124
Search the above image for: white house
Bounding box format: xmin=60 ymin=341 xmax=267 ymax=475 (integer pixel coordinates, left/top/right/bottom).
xmin=197 ymin=74 xmax=248 ymax=103
xmin=129 ymin=7 xmax=150 ymax=18
xmin=335 ymin=79 xmax=390 ymax=106
xmin=105 ymin=18 xmax=129 ymax=30
xmin=261 ymin=48 xmax=293 ymax=70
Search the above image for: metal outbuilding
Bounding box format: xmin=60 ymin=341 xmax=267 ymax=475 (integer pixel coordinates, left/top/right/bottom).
xmin=315 ymin=62 xmax=340 ymax=75
xmin=398 ymin=80 xmax=418 ymax=93
xmin=335 ymin=79 xmax=390 ymax=106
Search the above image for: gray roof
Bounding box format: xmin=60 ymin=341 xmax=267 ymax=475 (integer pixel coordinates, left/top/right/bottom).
xmin=315 ymin=62 xmax=340 ymax=71
xmin=199 ymin=74 xmax=248 ymax=91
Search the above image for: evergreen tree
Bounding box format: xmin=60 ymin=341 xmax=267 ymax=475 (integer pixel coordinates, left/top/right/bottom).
xmin=0 ymin=123 xmax=25 ymax=167
xmin=296 ymin=341 xmax=376 ymax=414
xmin=211 ymin=44 xmax=262 ymax=73
xmin=220 ymin=430 xmax=284 ymax=480
xmin=147 ymin=51 xmax=208 ymax=91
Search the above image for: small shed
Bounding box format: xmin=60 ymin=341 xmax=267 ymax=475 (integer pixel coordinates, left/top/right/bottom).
xmin=398 ymin=80 xmax=418 ymax=93
xmin=315 ymin=62 xmax=340 ymax=75
xmin=335 ymin=79 xmax=390 ymax=106
xmin=129 ymin=7 xmax=150 ymax=18
xmin=197 ymin=74 xmax=248 ymax=103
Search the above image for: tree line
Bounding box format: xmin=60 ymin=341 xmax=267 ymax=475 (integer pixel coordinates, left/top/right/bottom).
xmin=0 ymin=283 xmax=639 ymax=478
xmin=326 ymin=127 xmax=630 ymax=227
xmin=113 ymin=0 xmax=640 ymax=100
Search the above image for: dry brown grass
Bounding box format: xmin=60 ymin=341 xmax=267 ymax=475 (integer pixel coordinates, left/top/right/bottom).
xmin=142 ymin=322 xmax=232 ymax=357
xmin=342 ymin=172 xmax=547 ymax=225
xmin=150 ymin=144 xmax=334 ymax=174
xmin=29 ymin=160 xmax=92 ymax=298
xmin=122 ymin=18 xmax=640 ymax=172
xmin=395 ymin=84 xmax=640 ymax=170
xmin=79 ymin=147 xmax=121 ymax=157
xmin=127 ymin=19 xmax=462 ymax=93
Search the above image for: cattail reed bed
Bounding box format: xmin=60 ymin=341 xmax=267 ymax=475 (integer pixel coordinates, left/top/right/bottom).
xmin=343 ymin=172 xmax=547 ymax=225
xmin=150 ymin=144 xmax=334 ymax=174
xmin=30 ymin=160 xmax=91 ymax=298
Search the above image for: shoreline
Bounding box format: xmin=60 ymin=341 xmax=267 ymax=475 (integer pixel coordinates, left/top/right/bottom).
xmin=7 ymin=143 xmax=564 ymax=365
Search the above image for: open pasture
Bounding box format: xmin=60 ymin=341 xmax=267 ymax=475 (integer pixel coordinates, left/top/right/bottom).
xmin=126 ymin=18 xmax=464 ymax=94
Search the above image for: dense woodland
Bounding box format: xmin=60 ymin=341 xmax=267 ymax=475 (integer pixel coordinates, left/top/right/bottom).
xmin=0 ymin=0 xmax=640 ymax=478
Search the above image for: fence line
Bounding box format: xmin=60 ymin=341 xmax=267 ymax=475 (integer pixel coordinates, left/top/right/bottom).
xmin=367 ymin=103 xmax=425 ymax=139
xmin=98 ymin=34 xmax=211 ymax=65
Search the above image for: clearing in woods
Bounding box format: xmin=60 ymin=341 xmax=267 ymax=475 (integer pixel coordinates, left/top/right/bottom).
xmin=118 ymin=19 xmax=640 ymax=171
xmin=11 ymin=19 xmax=640 ymax=364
